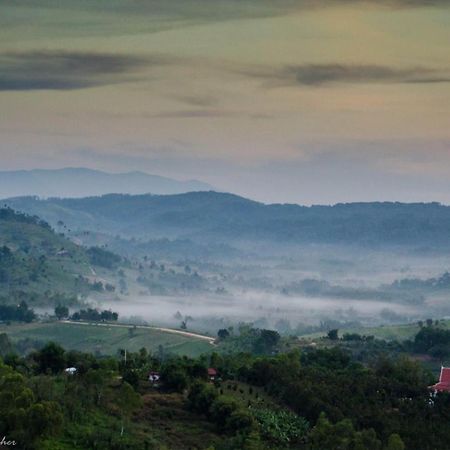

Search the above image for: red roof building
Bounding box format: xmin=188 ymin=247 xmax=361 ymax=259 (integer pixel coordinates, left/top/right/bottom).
xmin=430 ymin=367 xmax=450 ymax=393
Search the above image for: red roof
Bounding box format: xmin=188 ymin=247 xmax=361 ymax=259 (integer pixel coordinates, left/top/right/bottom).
xmin=440 ymin=367 xmax=450 ymax=384
xmin=207 ymin=368 xmax=217 ymax=376
xmin=430 ymin=367 xmax=450 ymax=392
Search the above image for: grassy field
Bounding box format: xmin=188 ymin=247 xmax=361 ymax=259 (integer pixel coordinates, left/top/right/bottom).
xmin=0 ymin=321 xmax=213 ymax=357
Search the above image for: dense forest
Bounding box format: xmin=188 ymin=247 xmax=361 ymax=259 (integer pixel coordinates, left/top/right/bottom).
xmin=1 ymin=326 xmax=449 ymax=450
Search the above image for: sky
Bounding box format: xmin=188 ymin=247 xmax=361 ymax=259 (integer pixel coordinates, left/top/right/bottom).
xmin=1 ymin=0 xmax=449 ymax=205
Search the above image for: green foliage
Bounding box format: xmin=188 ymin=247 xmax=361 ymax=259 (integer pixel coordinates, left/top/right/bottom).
xmin=0 ymin=361 xmax=62 ymax=449
xmin=0 ymin=330 xmax=448 ymax=450
xmin=414 ymin=325 xmax=450 ymax=357
xmin=54 ymin=304 xmax=69 ymax=320
xmin=218 ymin=329 xmax=230 ymax=340
xmin=0 ymin=301 xmax=35 ymax=322
xmin=327 ymin=329 xmax=339 ymax=340
xmin=210 ymin=396 xmax=241 ymax=431
xmin=33 ymin=342 xmax=66 ymax=374
xmin=87 ymin=246 xmax=121 ymax=269
xmin=160 ymin=365 xmax=189 ymax=392
xmin=308 ymin=413 xmax=381 ymax=450
xmin=70 ymin=308 xmax=118 ymax=322
xmin=385 ymin=434 xmax=405 ymax=450
xmin=0 ymin=333 xmax=14 ymax=357
xmin=219 ymin=327 xmax=281 ymax=355
xmin=251 ymin=408 xmax=309 ymax=445
xmin=253 ymin=330 xmax=281 ymax=355
xmin=188 ymin=381 xmax=219 ymax=415
xmin=0 ymin=208 xmax=126 ymax=306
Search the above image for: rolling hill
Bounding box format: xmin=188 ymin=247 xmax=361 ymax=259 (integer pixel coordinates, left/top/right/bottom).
xmin=5 ymin=192 xmax=450 ymax=251
xmin=0 ymin=207 xmax=125 ymax=305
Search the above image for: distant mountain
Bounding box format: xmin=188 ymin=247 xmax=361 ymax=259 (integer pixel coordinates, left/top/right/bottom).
xmin=0 ymin=168 xmax=213 ymax=198
xmin=5 ymin=192 xmax=450 ymax=251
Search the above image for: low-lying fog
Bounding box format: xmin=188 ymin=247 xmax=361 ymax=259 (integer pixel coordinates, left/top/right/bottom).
xmin=97 ymin=292 xmax=426 ymax=335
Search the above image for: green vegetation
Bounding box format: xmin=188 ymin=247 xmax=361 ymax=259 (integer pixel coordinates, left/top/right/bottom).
xmin=0 ymin=208 xmax=128 ymax=306
xmin=216 ymin=325 xmax=280 ymax=355
xmin=0 ymin=301 xmax=35 ymax=322
xmin=413 ymin=325 xmax=450 ymax=357
xmin=71 ymin=308 xmax=119 ymax=322
xmin=1 ymin=334 xmax=447 ymax=449
xmin=0 ymin=208 xmax=90 ymax=299
xmin=0 ymin=322 xmax=212 ymax=358
xmin=251 ymin=408 xmax=310 ymax=446
xmin=299 ymin=321 xmax=446 ymax=342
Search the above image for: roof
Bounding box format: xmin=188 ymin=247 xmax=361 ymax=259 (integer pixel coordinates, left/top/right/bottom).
xmin=430 ymin=367 xmax=450 ymax=392
xmin=207 ymin=368 xmax=217 ymax=376
xmin=440 ymin=367 xmax=450 ymax=384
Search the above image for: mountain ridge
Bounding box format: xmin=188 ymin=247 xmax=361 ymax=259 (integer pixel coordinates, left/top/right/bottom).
xmin=0 ymin=167 xmax=214 ymax=199
xmin=5 ymin=191 xmax=450 ymax=251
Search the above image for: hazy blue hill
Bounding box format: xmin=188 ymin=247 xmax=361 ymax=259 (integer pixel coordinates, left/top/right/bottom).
xmin=5 ymin=193 xmax=450 ymax=250
xmin=0 ymin=168 xmax=213 ymax=198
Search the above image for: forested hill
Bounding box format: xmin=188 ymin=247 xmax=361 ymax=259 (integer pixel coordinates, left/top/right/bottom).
xmin=5 ymin=193 xmax=450 ymax=249
xmin=0 ymin=208 xmax=123 ymax=303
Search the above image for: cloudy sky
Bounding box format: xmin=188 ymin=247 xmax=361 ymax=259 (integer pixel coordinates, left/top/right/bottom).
xmin=1 ymin=0 xmax=449 ymax=204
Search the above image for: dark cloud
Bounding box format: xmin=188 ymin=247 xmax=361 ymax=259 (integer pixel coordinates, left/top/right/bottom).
xmin=150 ymin=109 xmax=234 ymax=119
xmin=236 ymin=63 xmax=450 ymax=86
xmin=171 ymin=94 xmax=219 ymax=107
xmin=286 ymin=64 xmax=450 ymax=86
xmin=0 ymin=50 xmax=172 ymax=91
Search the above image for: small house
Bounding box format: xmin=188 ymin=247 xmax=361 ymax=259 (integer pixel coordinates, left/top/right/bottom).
xmin=430 ymin=366 xmax=450 ymax=393
xmin=64 ymin=367 xmax=77 ymax=375
xmin=148 ymin=371 xmax=161 ymax=385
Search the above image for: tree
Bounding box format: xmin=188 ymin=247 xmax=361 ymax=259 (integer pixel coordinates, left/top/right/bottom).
xmin=218 ymin=329 xmax=230 ymax=340
xmin=253 ymin=329 xmax=281 ymax=355
xmin=210 ymin=396 xmax=240 ymax=430
xmin=0 ymin=362 xmax=62 ymax=448
xmin=122 ymin=369 xmax=140 ymax=389
xmin=309 ymin=413 xmax=381 ymax=450
xmin=327 ymin=329 xmax=339 ymax=340
xmin=385 ymin=434 xmax=405 ymax=450
xmin=34 ymin=342 xmax=66 ymax=374
xmin=226 ymin=408 xmax=255 ymax=433
xmin=115 ymin=382 xmax=142 ymax=436
xmin=188 ymin=381 xmax=218 ymax=415
xmin=161 ymin=365 xmax=188 ymax=392
xmin=0 ymin=333 xmax=13 ymax=357
xmin=54 ymin=304 xmax=69 ymax=320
